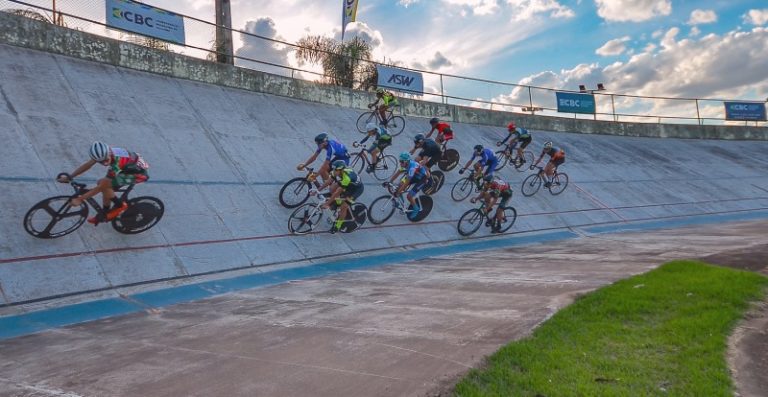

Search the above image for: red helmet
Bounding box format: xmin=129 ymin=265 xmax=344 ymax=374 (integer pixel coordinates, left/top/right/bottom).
xmin=507 ymin=122 xmax=516 ymax=131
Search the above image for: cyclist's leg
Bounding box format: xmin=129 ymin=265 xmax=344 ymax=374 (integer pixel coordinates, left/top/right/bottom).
xmin=369 ymin=145 xmax=380 ymax=165
xmin=319 ymin=160 xmax=331 ymax=184
xmin=379 ymin=105 xmax=389 ymax=124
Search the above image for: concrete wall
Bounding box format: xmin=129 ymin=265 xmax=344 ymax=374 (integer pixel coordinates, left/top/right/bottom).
xmin=0 ymin=11 xmax=765 ymax=141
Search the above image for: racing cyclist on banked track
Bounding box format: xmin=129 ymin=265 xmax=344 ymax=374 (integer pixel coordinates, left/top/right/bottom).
xmin=426 ymin=117 xmax=454 ymax=145
xmin=297 ymin=133 xmax=349 ymax=185
xmin=460 ymin=144 xmax=499 ymax=182
xmin=410 ymin=133 xmax=441 ymax=173
xmin=385 ymin=152 xmax=428 ymax=220
xmin=315 ymin=160 xmax=364 ymax=234
xmin=470 ymin=175 xmax=513 ymax=233
xmin=531 ymin=141 xmax=566 ymax=188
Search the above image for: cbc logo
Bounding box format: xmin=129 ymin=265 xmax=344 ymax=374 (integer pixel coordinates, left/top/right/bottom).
xmin=112 ymin=7 xmax=154 ymax=28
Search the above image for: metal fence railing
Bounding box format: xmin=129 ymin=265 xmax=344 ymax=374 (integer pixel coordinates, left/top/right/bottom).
xmin=2 ymin=0 xmax=766 ymax=127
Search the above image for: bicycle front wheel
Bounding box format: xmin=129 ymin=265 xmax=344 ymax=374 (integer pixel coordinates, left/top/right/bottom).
xmin=457 ymin=208 xmax=484 ymax=236
xmin=356 ymin=112 xmax=377 ymax=133
xmin=386 ymin=116 xmax=405 ymax=136
xmin=288 ymin=203 xmax=322 ymax=235
xmin=521 ymin=173 xmax=542 ymax=197
xmin=494 ymin=150 xmax=509 ymax=171
xmin=495 ymin=206 xmax=517 ymax=233
xmin=451 ymin=177 xmax=474 ymax=201
xmin=373 ymin=154 xmax=398 ymax=181
xmin=549 ymin=172 xmax=569 ymax=195
xmin=514 ymin=151 xmax=534 ymax=172
xmin=279 ymin=177 xmax=312 ymax=208
xmin=23 ymin=195 xmax=88 ymax=239
xmin=348 ymin=152 xmax=366 ymax=174
xmin=368 ymin=195 xmax=397 ymax=225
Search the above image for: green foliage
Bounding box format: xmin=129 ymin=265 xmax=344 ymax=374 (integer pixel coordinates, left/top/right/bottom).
xmin=295 ymin=35 xmax=377 ymax=90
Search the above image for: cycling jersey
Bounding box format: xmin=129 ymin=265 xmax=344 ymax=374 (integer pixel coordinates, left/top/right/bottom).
xmin=432 ymin=122 xmax=454 ymax=140
xmin=501 ymin=127 xmax=531 ymax=144
xmin=544 ymin=147 xmax=565 ymax=160
xmin=106 ymin=147 xmax=149 ymax=188
xmin=381 ymin=91 xmax=398 ymax=106
xmin=333 ymin=168 xmax=362 ymax=190
xmin=359 ymin=126 xmax=392 ymax=148
xmin=488 ymin=179 xmax=511 ymax=197
xmin=401 ymin=160 xmax=427 ymax=181
xmin=317 ymin=139 xmax=348 ymax=161
xmin=418 ymin=139 xmax=441 ymax=158
xmin=472 ymin=148 xmax=498 ymax=166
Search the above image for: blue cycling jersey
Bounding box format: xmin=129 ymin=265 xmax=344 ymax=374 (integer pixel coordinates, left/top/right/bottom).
xmin=514 ymin=127 xmax=531 ymax=139
xmin=472 ymin=148 xmax=497 ymax=166
xmin=401 ymin=160 xmax=427 ymax=180
xmin=316 ymin=140 xmax=348 ymax=161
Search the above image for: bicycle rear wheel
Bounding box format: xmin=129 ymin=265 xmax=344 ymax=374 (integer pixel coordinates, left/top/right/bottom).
xmin=279 ymin=177 xmax=312 ymax=208
xmin=451 ymin=177 xmax=474 ymax=201
xmin=513 ymin=151 xmax=534 ymax=172
xmin=457 ymin=209 xmax=484 ymax=236
xmin=288 ymin=203 xmax=322 ymax=235
xmin=438 ymin=149 xmax=460 ymax=172
xmin=521 ymin=174 xmax=542 ymax=197
xmin=495 ymin=206 xmax=517 ymax=233
xmin=340 ymin=203 xmax=367 ymax=233
xmin=23 ymin=195 xmax=88 ymax=239
xmin=368 ymin=195 xmax=397 ymax=225
xmin=549 ymin=172 xmax=569 ymax=195
xmin=356 ymin=112 xmax=377 ymax=133
xmin=385 ymin=116 xmax=405 ymax=136
xmin=409 ymin=195 xmax=433 ymax=222
xmin=494 ymin=150 xmax=509 ymax=171
xmin=372 ymin=154 xmax=398 ymax=181
xmin=423 ymin=170 xmax=445 ymax=195
xmin=112 ymin=196 xmax=164 ymax=234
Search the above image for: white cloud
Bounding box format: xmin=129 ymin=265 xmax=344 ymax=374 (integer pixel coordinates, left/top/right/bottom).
xmin=506 ymin=0 xmax=575 ymax=20
xmin=743 ymin=9 xmax=768 ymax=26
xmin=687 ymin=9 xmax=717 ymax=25
xmin=398 ymin=0 xmax=420 ymax=7
xmin=689 ymin=26 xmax=701 ymax=37
xmin=234 ymin=17 xmax=292 ymax=76
xmin=595 ymin=36 xmax=631 ymax=56
xmin=594 ymin=0 xmax=672 ymax=22
xmin=443 ymin=0 xmax=500 ymax=16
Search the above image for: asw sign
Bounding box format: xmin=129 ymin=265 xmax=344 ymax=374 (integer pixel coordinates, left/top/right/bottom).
xmin=376 ymin=65 xmax=424 ymax=95
xmin=106 ymin=0 xmax=185 ymax=45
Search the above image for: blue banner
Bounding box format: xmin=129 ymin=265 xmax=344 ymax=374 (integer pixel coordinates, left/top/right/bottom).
xmin=556 ymin=92 xmax=596 ymax=114
xmin=724 ymin=101 xmax=766 ymax=121
xmin=106 ymin=0 xmax=185 ymax=45
xmin=376 ymin=65 xmax=424 ymax=95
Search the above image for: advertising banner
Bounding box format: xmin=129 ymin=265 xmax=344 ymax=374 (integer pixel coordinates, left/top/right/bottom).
xmin=376 ymin=65 xmax=424 ymax=95
xmin=724 ymin=101 xmax=767 ymax=121
xmin=106 ymin=0 xmax=186 ymax=45
xmin=556 ymin=91 xmax=596 ymax=114
xmin=341 ymin=0 xmax=359 ymax=40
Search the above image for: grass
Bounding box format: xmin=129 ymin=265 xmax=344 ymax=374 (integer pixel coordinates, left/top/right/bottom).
xmin=454 ymin=260 xmax=768 ymax=397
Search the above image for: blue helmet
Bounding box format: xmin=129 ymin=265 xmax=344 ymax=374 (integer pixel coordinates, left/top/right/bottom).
xmin=474 ymin=144 xmax=484 ymax=152
xmin=399 ymin=152 xmax=410 ymax=162
xmin=413 ymin=133 xmax=425 ymax=143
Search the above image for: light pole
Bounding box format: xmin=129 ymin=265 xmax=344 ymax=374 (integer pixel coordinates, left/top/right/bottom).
xmin=215 ymin=0 xmax=234 ymax=65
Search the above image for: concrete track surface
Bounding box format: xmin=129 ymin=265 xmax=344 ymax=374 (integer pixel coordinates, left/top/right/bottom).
xmin=0 ymin=220 xmax=766 ymax=397
xmin=2 ymin=43 xmax=768 ymax=306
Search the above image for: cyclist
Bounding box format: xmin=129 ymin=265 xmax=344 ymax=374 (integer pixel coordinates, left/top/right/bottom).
xmin=410 ymin=133 xmax=441 ymax=173
xmin=386 ymin=152 xmax=428 ymax=220
xmin=298 ymin=133 xmax=349 ymax=185
xmin=531 ymin=141 xmax=566 ymax=188
xmin=460 ymin=144 xmax=498 ymax=182
xmin=368 ymin=88 xmax=399 ymax=126
xmin=356 ymin=122 xmax=393 ymax=173
xmin=425 ymin=117 xmax=454 ymax=145
xmin=497 ymin=121 xmax=532 ymax=167
xmin=470 ymin=175 xmax=513 ymax=233
xmin=316 ymin=160 xmax=364 ymax=234
xmin=58 ymin=141 xmax=149 ymax=224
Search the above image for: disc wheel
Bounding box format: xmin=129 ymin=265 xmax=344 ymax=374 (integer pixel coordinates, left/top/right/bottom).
xmin=279 ymin=177 xmax=311 ymax=208
xmin=112 ymin=196 xmax=164 ymax=234
xmin=340 ymin=203 xmax=367 ymax=233
xmin=438 ymin=149 xmax=460 ymax=172
xmin=408 ymin=195 xmax=433 ymax=222
xmin=457 ymin=208 xmax=484 ymax=236
xmin=23 ymin=195 xmax=88 ymax=239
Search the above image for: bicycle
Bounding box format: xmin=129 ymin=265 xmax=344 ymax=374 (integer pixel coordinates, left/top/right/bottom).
xmin=436 ymin=140 xmax=460 ymax=172
xmin=450 ymin=169 xmax=484 ymax=202
xmin=367 ymin=182 xmax=434 ymax=224
xmin=422 ymin=169 xmax=445 ymax=195
xmin=356 ymin=105 xmax=405 ymax=136
xmin=23 ymin=173 xmax=164 ymax=239
xmin=494 ymin=143 xmax=533 ymax=172
xmin=287 ymin=191 xmax=368 ymax=235
xmin=279 ymin=167 xmax=323 ymax=208
xmin=348 ymin=142 xmax=398 ymax=181
xmin=521 ymin=166 xmax=569 ymax=197
xmin=457 ymin=201 xmax=517 ymax=236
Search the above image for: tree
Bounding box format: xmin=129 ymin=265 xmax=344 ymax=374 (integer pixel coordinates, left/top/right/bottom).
xmin=295 ymin=35 xmax=377 ymax=90
xmin=4 ymin=8 xmax=65 ymax=26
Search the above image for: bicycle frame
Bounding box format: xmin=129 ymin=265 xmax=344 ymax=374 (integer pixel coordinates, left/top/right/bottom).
xmin=70 ymin=180 xmax=135 ymax=220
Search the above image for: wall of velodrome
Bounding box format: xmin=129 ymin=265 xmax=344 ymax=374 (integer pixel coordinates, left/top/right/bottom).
xmin=1 ymin=12 xmax=768 ymax=307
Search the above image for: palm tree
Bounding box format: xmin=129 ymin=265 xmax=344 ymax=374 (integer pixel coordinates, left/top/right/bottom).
xmin=295 ymin=35 xmax=377 ymax=90
xmin=4 ymin=8 xmax=65 ymax=26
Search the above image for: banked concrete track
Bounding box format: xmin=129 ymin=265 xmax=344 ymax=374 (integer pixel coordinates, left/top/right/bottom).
xmin=1 ymin=42 xmax=768 ymax=307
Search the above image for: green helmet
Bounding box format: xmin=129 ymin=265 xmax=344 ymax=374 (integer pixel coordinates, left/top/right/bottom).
xmin=332 ymin=160 xmax=347 ymax=170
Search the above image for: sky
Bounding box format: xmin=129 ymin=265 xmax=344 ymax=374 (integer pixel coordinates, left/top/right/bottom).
xmin=33 ymin=0 xmax=768 ymax=121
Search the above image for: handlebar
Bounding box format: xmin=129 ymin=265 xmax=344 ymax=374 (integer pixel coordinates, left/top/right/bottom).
xmin=57 ymin=172 xmax=87 ymax=190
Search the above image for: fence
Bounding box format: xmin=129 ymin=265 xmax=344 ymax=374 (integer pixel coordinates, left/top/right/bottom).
xmin=1 ymin=0 xmax=765 ymax=127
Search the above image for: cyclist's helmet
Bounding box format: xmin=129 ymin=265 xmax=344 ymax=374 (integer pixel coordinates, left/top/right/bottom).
xmin=413 ymin=133 xmax=425 ymax=143
xmin=429 ymin=117 xmax=439 ymax=126
xmin=332 ymin=160 xmax=346 ymax=170
xmin=543 ymin=141 xmax=553 ymax=149
xmin=89 ymin=141 xmax=110 ymax=162
xmin=376 ymin=88 xmax=385 ymax=96
xmin=483 ymin=174 xmax=494 ymax=183
xmin=365 ymin=122 xmax=378 ymax=132
xmin=507 ymin=122 xmax=516 ymax=131
xmin=399 ymin=152 xmax=411 ymax=162
xmin=474 ymin=144 xmax=484 ymax=152
xmin=314 ymin=132 xmax=329 ymax=145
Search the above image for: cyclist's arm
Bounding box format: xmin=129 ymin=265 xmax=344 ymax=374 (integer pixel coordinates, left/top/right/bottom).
xmin=322 ymin=185 xmax=343 ymax=208
xmin=425 ymin=127 xmax=436 ymax=138
xmin=299 ymin=151 xmax=321 ymax=169
xmin=461 ymin=157 xmax=475 ymax=171
xmin=387 ymin=169 xmax=404 ymax=184
xmin=63 ymin=160 xmax=97 ymax=181
xmin=532 ymin=151 xmax=546 ymax=166
xmin=368 ymin=98 xmax=381 ymax=108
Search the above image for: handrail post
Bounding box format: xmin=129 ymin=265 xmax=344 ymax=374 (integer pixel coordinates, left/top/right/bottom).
xmin=695 ymin=99 xmax=701 ymax=126
xmin=440 ymin=74 xmax=445 ymax=104
xmin=527 ymin=86 xmax=533 ymax=113
xmin=611 ymin=94 xmax=616 ymax=122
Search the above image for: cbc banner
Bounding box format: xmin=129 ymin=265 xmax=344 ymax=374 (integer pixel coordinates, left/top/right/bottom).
xmin=724 ymin=101 xmax=767 ymax=121
xmin=106 ymin=0 xmax=186 ymax=45
xmin=376 ymin=65 xmax=424 ymax=95
xmin=555 ymin=92 xmax=596 ymax=114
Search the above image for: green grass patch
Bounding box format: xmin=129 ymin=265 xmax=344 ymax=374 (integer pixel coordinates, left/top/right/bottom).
xmin=454 ymin=260 xmax=768 ymax=397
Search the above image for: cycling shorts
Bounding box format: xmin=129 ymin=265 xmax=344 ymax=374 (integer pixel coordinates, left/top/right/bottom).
xmin=109 ymin=170 xmax=148 ymax=189
xmin=418 ymin=150 xmax=442 ymax=168
xmin=518 ymin=136 xmax=532 ymax=149
xmin=368 ymin=139 xmax=390 ymax=153
xmin=438 ymin=131 xmax=454 ymax=141
xmin=340 ymin=183 xmax=364 ymax=201
xmin=550 ymin=157 xmax=565 ymax=167
xmin=497 ymin=190 xmax=512 ymax=207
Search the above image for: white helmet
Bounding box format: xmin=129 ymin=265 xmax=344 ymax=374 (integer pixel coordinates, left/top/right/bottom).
xmin=365 ymin=122 xmax=378 ymax=132
xmin=543 ymin=141 xmax=553 ymax=149
xmin=89 ymin=141 xmax=110 ymax=162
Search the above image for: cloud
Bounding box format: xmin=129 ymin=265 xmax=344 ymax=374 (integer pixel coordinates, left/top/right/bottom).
xmin=443 ymin=0 xmax=500 ymax=16
xmin=398 ymin=0 xmax=420 ymax=7
xmin=743 ymin=9 xmax=768 ymax=26
xmin=594 ymin=0 xmax=672 ymax=22
xmin=234 ymin=17 xmax=292 ymax=76
xmin=506 ymin=0 xmax=575 ymax=20
xmin=334 ymin=21 xmax=384 ymax=49
xmin=411 ymin=51 xmax=454 ymax=70
xmin=687 ymin=9 xmax=717 ymax=25
xmin=689 ymin=26 xmax=701 ymax=37
xmin=595 ymin=36 xmax=631 ymax=56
